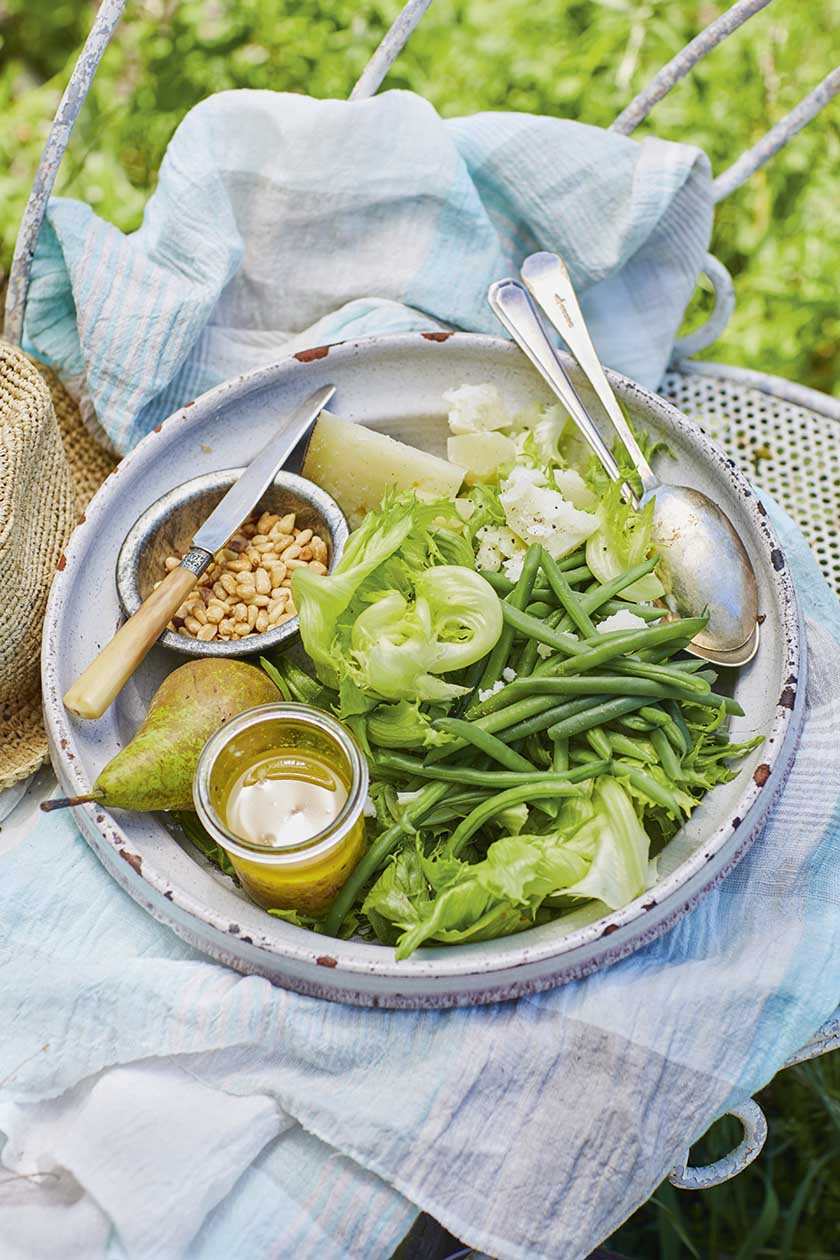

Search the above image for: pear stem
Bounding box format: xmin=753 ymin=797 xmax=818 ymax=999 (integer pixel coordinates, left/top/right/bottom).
xmin=40 ymin=792 xmax=103 ymax=813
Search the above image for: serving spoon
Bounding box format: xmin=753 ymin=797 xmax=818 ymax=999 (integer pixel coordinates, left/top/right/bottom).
xmin=488 ymin=269 xmax=760 ymax=667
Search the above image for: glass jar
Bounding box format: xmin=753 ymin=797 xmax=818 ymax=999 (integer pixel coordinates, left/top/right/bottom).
xmin=193 ymin=702 xmax=368 ymax=914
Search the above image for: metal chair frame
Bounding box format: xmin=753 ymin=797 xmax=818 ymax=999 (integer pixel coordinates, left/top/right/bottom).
xmin=5 ymin=0 xmax=839 ymax=1215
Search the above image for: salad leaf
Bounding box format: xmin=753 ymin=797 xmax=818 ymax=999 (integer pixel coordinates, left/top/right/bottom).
xmin=293 ymin=493 xmax=503 ymax=707
xmin=585 ymin=478 xmax=665 ymax=602
xmin=562 ymin=777 xmax=653 ymax=909
xmin=390 ymin=831 xmax=591 ymax=958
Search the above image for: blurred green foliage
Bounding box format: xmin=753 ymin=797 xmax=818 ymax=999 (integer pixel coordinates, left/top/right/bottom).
xmin=1 ymin=3 xmax=838 ymax=1256
xmin=1 ymin=0 xmax=839 ymax=392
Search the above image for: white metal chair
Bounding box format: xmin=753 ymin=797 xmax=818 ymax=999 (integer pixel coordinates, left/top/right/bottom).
xmin=5 ymin=0 xmax=838 ymax=1207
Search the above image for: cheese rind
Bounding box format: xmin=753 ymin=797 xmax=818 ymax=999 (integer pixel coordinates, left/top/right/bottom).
xmin=303 ymin=412 xmax=465 ymax=527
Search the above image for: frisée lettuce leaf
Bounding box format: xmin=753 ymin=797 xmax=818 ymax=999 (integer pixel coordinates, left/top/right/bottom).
xmin=292 ymin=492 xmax=503 ymax=709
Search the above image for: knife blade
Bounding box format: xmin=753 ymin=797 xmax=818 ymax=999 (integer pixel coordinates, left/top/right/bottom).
xmin=192 ymin=383 xmax=335 ymax=555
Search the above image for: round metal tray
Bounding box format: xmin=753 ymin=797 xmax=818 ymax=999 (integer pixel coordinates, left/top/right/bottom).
xmin=41 ymin=333 xmax=805 ymax=1007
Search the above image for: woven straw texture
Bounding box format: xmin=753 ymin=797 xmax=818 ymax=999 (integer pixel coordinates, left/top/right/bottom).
xmin=0 ymin=342 xmax=112 ymax=788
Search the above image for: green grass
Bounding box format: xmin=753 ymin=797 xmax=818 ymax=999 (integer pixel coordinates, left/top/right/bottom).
xmin=2 ymin=3 xmax=837 ymax=1255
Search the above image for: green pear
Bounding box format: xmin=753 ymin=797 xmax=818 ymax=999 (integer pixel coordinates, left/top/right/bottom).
xmin=50 ymin=659 xmax=279 ymax=813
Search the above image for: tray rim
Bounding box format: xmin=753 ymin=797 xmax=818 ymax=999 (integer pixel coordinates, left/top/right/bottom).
xmin=41 ymin=332 xmax=806 ymax=1007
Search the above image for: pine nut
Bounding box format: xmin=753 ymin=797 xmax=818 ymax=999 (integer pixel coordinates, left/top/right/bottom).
xmin=255 ymin=568 xmax=271 ymax=594
xmin=233 ymin=621 xmax=250 ymax=636
xmin=185 ymin=616 xmax=202 ymax=635
xmin=196 ymin=624 xmax=217 ymax=641
xmin=252 ymin=594 xmax=270 ymax=607
xmin=164 ymin=555 xmax=180 ymax=571
xmin=227 ymin=557 xmax=251 ymax=573
xmin=283 ymin=543 xmax=301 ymax=560
xmin=298 ymin=546 xmax=313 ymax=561
xmin=308 ymin=560 xmax=328 ymax=575
xmin=191 ymin=604 xmax=208 ymax=625
xmin=206 ymin=604 xmax=224 ymax=624
xmin=278 ymin=512 xmax=295 ymax=533
xmin=295 ymin=528 xmax=313 ymax=546
xmin=247 ymin=605 xmax=259 ymax=630
xmin=286 ymin=557 xmax=309 ymax=570
xmin=255 ymin=610 xmax=269 ymax=633
xmin=220 ymin=573 xmax=238 ymax=595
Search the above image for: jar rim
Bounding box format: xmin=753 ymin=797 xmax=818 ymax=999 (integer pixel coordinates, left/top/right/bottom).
xmin=192 ymin=702 xmax=369 ymax=863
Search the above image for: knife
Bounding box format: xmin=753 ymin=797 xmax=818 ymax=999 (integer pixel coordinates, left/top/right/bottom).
xmin=63 ymin=384 xmax=336 ymax=720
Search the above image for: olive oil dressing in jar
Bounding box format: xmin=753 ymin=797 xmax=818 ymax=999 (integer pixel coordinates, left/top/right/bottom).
xmin=193 ymin=703 xmax=368 ymax=914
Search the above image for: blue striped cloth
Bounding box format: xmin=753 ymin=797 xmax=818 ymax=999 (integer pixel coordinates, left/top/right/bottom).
xmin=6 ymin=90 xmax=839 ymax=1260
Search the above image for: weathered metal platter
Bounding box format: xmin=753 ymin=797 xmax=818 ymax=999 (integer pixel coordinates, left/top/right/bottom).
xmin=41 ymin=334 xmax=805 ymax=1007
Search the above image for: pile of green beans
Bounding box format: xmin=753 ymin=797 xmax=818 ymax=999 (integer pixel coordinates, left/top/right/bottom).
xmin=325 ymin=545 xmax=742 ymax=936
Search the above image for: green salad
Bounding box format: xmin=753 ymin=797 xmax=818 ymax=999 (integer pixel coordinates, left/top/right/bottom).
xmin=256 ymin=384 xmax=760 ymax=958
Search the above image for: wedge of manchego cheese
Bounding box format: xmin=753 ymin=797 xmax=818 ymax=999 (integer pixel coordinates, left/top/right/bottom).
xmin=303 ymin=411 xmax=466 ymax=527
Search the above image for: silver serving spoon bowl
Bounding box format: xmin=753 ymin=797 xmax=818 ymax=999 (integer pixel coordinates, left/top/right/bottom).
xmin=489 ymin=267 xmax=759 ymax=666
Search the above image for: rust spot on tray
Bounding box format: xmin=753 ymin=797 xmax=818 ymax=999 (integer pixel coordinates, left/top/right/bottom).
xmin=757 ymin=500 xmax=767 ymax=516
xmin=294 ymin=344 xmax=330 ymax=363
xmin=153 ymin=423 xmax=163 ymax=433
xmin=753 ymin=763 xmax=771 ymax=787
xmin=228 ymin=923 xmax=240 ymax=935
xmin=77 ymin=513 xmax=86 ymax=525
xmin=241 ymin=935 xmax=253 ymax=945
xmin=756 ymin=613 xmax=766 ymax=625
xmin=184 ymin=400 xmax=195 ymax=409
xmin=600 ymin=923 xmax=620 ymax=937
xmin=59 ymin=738 xmax=68 ymax=751
xmin=56 ymin=553 xmax=67 ymax=571
xmin=779 ymin=686 xmax=796 ymax=710
xmin=770 ymin=548 xmax=785 ymax=571
xmin=164 ymin=890 xmax=174 ymax=901
xmin=119 ymin=849 xmax=143 ymax=875
xmin=732 ymin=817 xmax=742 ymax=830
xmin=316 ymin=954 xmax=338 ymax=968
xmin=642 ymin=900 xmax=657 ymax=912
xmin=96 ymin=815 xmax=105 ymax=824
xmin=421 ymin=331 xmax=452 ymax=342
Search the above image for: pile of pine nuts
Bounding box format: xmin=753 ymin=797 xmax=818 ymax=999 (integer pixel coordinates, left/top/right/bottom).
xmin=159 ymin=508 xmax=329 ymax=642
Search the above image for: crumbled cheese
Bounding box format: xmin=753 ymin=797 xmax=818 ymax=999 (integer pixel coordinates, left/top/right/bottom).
xmin=597 ymin=609 xmax=649 ymax=635
xmin=475 ymin=525 xmax=522 ymax=573
xmin=502 ymin=667 xmax=517 ymax=683
xmin=444 ymin=383 xmax=511 ymax=435
xmin=478 ymin=680 xmax=505 ymax=702
xmin=536 ymin=643 xmax=554 ymax=659
xmin=363 ymin=795 xmax=378 ymax=818
xmin=502 ymin=551 xmax=525 ymax=582
xmin=500 ymin=465 xmax=597 ymax=561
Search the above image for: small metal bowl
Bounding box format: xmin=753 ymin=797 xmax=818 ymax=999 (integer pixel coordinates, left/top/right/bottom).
xmin=116 ymin=469 xmax=348 ymax=658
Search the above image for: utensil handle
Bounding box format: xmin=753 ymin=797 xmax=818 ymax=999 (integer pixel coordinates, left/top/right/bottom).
xmin=62 ymin=563 xmax=201 ymax=720
xmin=520 ymin=252 xmax=658 ymax=497
xmin=488 ymin=278 xmax=634 ymax=500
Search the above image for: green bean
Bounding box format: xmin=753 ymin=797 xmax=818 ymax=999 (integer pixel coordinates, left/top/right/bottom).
xmin=551 ymin=737 xmax=569 ymax=773
xmin=539 ymin=547 xmax=597 ymax=637
xmin=650 ymin=728 xmax=683 ymax=780
xmin=471 ymin=545 xmax=542 ymax=714
xmin=611 ymin=761 xmax=683 ymax=816
xmin=323 ymin=780 xmax=450 ymax=934
xmin=596 ymin=599 xmax=663 ymax=622
xmin=637 ymin=705 xmax=672 ymax=728
xmin=501 ymin=603 xmax=587 ymax=655
xmin=375 ymin=752 xmax=606 ymax=788
xmin=549 ymin=618 xmax=709 ymax=678
xmin=470 ymin=673 xmax=702 ymax=719
xmin=578 ymin=558 xmax=659 ymax=613
xmin=452 ymin=655 xmax=487 ymax=718
xmin=502 ymin=697 xmax=598 ymax=743
xmin=447 ymin=776 xmax=602 ymax=857
xmin=586 ymin=727 xmax=613 ymax=760
xmin=607 ymin=732 xmax=658 ymax=763
xmin=609 ymin=658 xmax=712 ymax=694
xmin=666 ymin=701 xmax=692 ymax=755
xmin=611 ymin=714 xmax=659 ymax=733
xmin=525 ymin=600 xmax=556 ymax=620
xmin=433 ymin=718 xmax=536 ymax=773
xmin=548 ymin=696 xmax=651 ymax=741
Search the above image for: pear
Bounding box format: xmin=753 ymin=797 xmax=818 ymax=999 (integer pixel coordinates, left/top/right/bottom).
xmin=46 ymin=659 xmax=279 ymax=813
